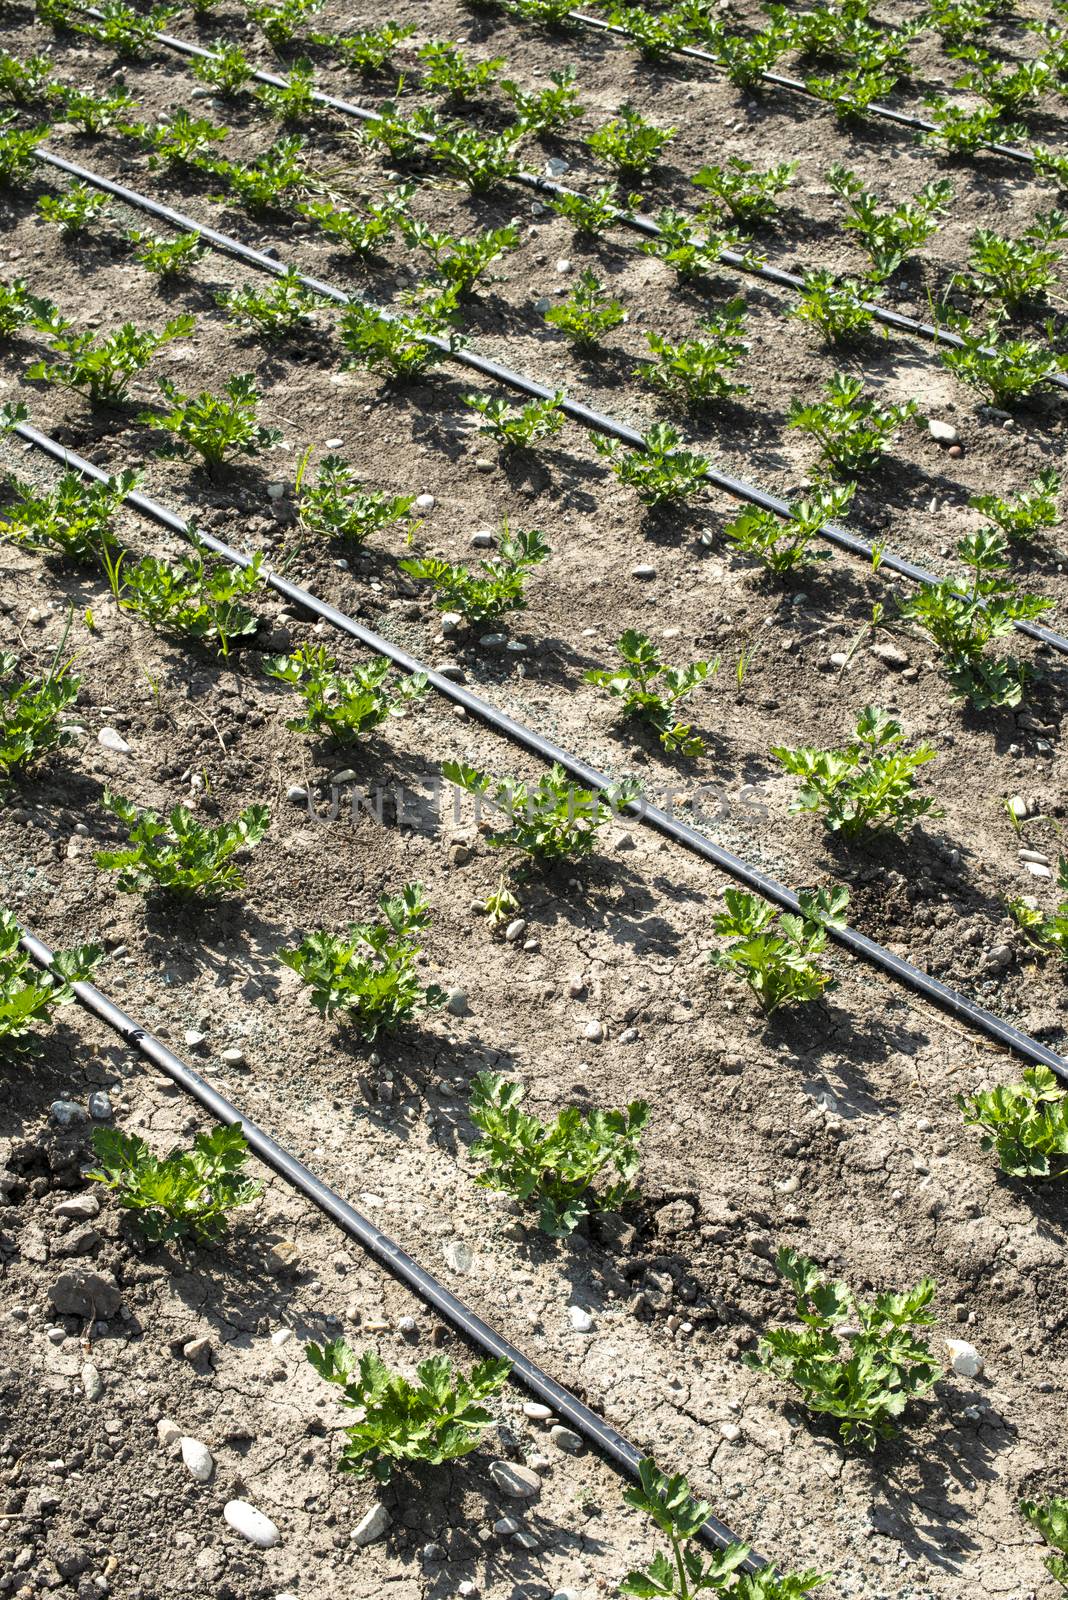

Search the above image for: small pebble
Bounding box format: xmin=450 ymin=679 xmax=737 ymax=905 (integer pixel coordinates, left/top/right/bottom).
xmin=181 ymin=1436 xmax=214 ymax=1482
xmin=81 ymin=1361 xmax=103 ymax=1401
xmin=549 ymin=1425 xmax=582 ymax=1454
xmin=352 ymin=1502 xmax=391 ymax=1546
xmin=97 ymin=727 xmax=131 ymax=754
xmin=87 ymin=1091 xmax=112 ymax=1120
xmin=50 ymin=1100 xmax=86 ymax=1128
xmin=415 ymin=493 xmax=435 ymax=511
xmin=223 ymin=1500 xmax=280 ymax=1549
xmin=927 ymin=419 xmax=959 ymax=444
xmin=504 ymin=919 xmax=527 ymax=943
xmin=631 ymin=564 xmax=656 ymax=579
xmin=567 ymin=1306 xmax=594 ymax=1333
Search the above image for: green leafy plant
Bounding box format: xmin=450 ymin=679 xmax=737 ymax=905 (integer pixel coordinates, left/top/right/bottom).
xmin=953 ymin=48 xmax=1055 ymax=117
xmin=112 ymin=545 xmax=265 ymax=656
xmin=400 ymin=523 xmax=550 ymax=626
xmin=299 ymin=187 xmax=412 ymax=259
xmin=441 ymin=760 xmax=636 ymax=862
xmin=264 ymin=643 xmax=426 ymax=741
xmin=218 ymin=268 xmax=324 ymax=337
xmin=463 ymin=390 xmax=564 ymax=450
xmin=593 ymin=423 xmax=708 ymax=507
xmin=896 ymin=530 xmax=1053 ymax=707
xmin=1008 ymin=855 xmax=1068 ymax=962
xmin=787 ymin=372 xmax=917 ymax=476
xmin=1020 ymin=1497 xmax=1068 ymax=1590
xmin=549 ymin=183 xmax=633 ymax=237
xmin=939 ymin=313 xmax=1068 ymax=404
xmin=143 ymin=108 xmax=227 ymax=169
xmin=507 ymin=0 xmax=577 ymax=23
xmin=706 ymin=23 xmax=789 ymax=88
xmin=305 ymin=1342 xmax=510 ymax=1483
xmin=279 ymin=884 xmax=445 ymax=1036
xmin=0 ymin=121 xmax=48 ymax=186
xmin=88 ymin=1123 xmax=262 ymax=1243
xmin=620 ymin=1456 xmax=828 ymax=1599
xmin=805 ymin=65 xmax=897 ymax=122
xmin=827 ymin=165 xmax=953 ymax=279
xmin=402 ymin=221 xmax=519 ymax=297
xmin=255 ymin=60 xmax=320 ymax=125
xmin=0 ymin=647 xmax=80 ymax=778
xmin=246 ymin=0 xmax=323 ymax=48
xmin=955 ymin=212 xmax=1068 ymax=309
xmin=96 ymin=790 xmax=269 ymax=895
xmin=295 ymin=453 xmax=416 ymax=544
xmin=329 ymin=21 xmax=414 ymax=74
xmin=502 ymin=67 xmax=581 ymax=134
xmin=0 ymin=277 xmax=56 ymax=339
xmin=926 ymin=0 xmax=1000 ymax=46
xmin=36 ymin=181 xmax=109 ymax=236
xmin=790 ymin=269 xmax=874 ymax=344
xmin=692 ymin=157 xmax=795 ymax=224
xmin=772 ymin=706 xmax=940 ymax=837
xmin=543 ymin=268 xmax=625 ymax=349
xmin=585 ymin=630 xmax=717 ymax=756
xmin=55 ymin=83 xmax=138 ymax=132
xmin=605 ymin=1 xmax=711 ymax=60
xmin=723 ymin=486 xmax=853 ymax=574
xmin=0 ymin=909 xmax=101 ymax=1048
xmin=27 ymin=314 xmax=194 ymax=404
xmin=126 ymin=227 xmax=204 ymax=280
xmin=426 ymin=121 xmax=521 ymax=192
xmin=339 ymin=293 xmax=461 ymax=380
xmin=746 ymin=1249 xmax=941 ymax=1449
xmin=636 ymin=299 xmax=749 ymax=407
xmin=191 ymin=39 xmax=255 ymax=95
xmin=476 ymin=875 xmax=522 ymax=929
xmin=418 ymin=40 xmax=504 ymax=100
xmin=211 ymin=136 xmax=306 ymax=214
xmin=3 ymin=469 xmax=133 ymax=562
xmin=921 ymin=98 xmax=1024 ymax=154
xmin=587 ymin=106 xmax=676 ymax=177
xmin=710 ymin=886 xmax=849 ymax=1013
xmin=138 ymin=374 xmax=281 ymax=466
xmin=970 ymin=469 xmax=1060 ymax=545
xmin=639 ymin=209 xmax=762 ymax=283
xmin=0 ymin=50 xmax=56 ymax=105
xmin=469 ymin=1071 xmax=648 ymax=1237
xmin=959 ymin=1066 xmax=1068 ymax=1178
xmin=77 ymin=0 xmax=175 ymax=58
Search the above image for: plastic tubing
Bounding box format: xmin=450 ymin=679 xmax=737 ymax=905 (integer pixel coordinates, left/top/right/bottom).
xmin=11 ymin=416 xmax=1068 ymax=1086
xmin=28 ymin=145 xmax=1068 ymax=660
xmin=82 ymin=18 xmax=1068 ymax=389
xmin=15 ymin=922 xmax=759 ymax=1563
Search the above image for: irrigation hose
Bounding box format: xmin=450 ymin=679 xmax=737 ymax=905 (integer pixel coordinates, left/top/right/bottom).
xmin=28 ymin=145 xmax=1068 ymax=661
xmin=10 ymin=417 xmax=1068 ymax=1086
xmin=76 ymin=15 xmax=1068 ymax=388
xmin=550 ymin=8 xmax=1041 ymax=164
xmin=15 ymin=924 xmax=759 ymax=1566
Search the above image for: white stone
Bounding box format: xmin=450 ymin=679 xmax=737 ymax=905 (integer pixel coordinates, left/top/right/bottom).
xmin=523 ymin=1402 xmax=552 ymax=1420
xmin=1025 ymin=861 xmax=1053 ymax=878
xmin=444 ymin=1240 xmax=473 ymax=1274
xmin=719 ymin=1421 xmax=741 ymax=1441
xmin=415 ymin=493 xmax=435 ymax=511
xmin=631 ymin=564 xmax=656 ymax=579
xmin=352 ymin=1501 xmax=391 ymax=1546
xmin=583 ymin=1020 xmax=604 ymax=1043
xmin=286 ymin=785 xmax=307 ymax=803
xmin=489 ymin=1460 xmax=541 ymax=1499
xmin=270 ymin=1328 xmax=293 ymax=1347
xmin=181 ymin=1437 xmax=215 ymax=1482
xmin=157 ymin=1418 xmax=181 ymax=1449
xmin=223 ymin=1500 xmax=280 ymax=1548
xmin=55 ymin=1194 xmax=100 ymax=1220
xmin=97 ymin=727 xmax=131 ymax=754
xmin=567 ymin=1306 xmax=593 ymax=1333
xmin=81 ymin=1361 xmax=103 ymax=1401
xmin=945 ymin=1339 xmax=983 ymax=1379
xmin=927 ymin=419 xmax=959 ymax=444
xmin=50 ymin=1100 xmax=86 ymax=1128
xmin=221 ymin=1047 xmax=246 ymax=1066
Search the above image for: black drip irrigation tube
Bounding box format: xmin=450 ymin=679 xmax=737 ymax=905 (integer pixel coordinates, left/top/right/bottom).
xmin=84 ymin=18 xmax=1068 ymax=389
xmin=14 ymin=925 xmax=759 ymax=1567
xmin=27 ymin=145 xmax=1068 ymax=661
xmin=10 ymin=416 xmax=1068 ymax=1086
xmin=566 ymin=8 xmax=1043 ymax=165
